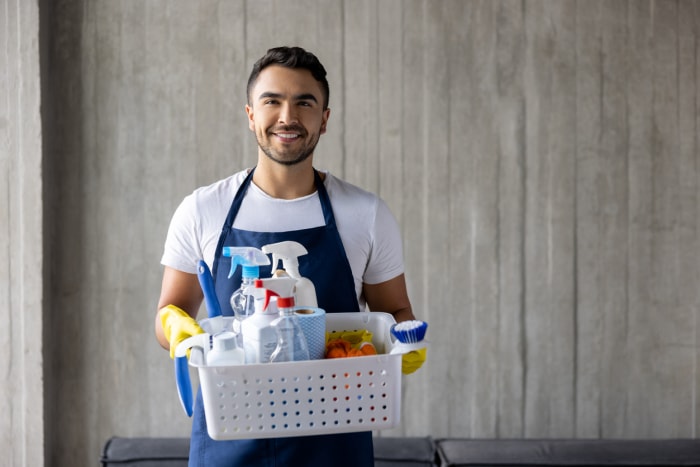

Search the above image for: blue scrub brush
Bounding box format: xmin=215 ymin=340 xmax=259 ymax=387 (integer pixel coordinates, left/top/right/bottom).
xmin=390 ymin=320 xmax=428 ymax=354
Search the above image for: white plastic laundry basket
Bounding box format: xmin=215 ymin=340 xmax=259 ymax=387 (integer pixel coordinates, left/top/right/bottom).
xmin=190 ymin=312 xmax=402 ymax=440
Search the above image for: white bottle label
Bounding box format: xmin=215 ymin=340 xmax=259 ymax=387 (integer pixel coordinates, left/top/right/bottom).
xmin=242 ymin=320 xmax=278 ymax=364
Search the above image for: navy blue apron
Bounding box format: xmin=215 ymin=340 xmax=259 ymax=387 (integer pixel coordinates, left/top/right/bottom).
xmin=189 ymin=168 xmax=374 ymax=467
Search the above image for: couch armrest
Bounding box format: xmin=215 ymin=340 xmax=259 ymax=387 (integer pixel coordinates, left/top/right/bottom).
xmin=101 ymin=437 xmax=189 ymax=467
xmin=436 ymin=439 xmax=700 ymax=467
xmin=374 ymin=436 xmax=437 ymax=466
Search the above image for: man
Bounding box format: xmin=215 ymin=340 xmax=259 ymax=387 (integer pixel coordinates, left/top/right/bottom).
xmin=155 ymin=46 xmax=425 ymax=466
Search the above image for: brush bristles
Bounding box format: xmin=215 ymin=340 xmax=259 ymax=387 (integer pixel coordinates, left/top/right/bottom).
xmin=391 ymin=320 xmax=428 ymax=343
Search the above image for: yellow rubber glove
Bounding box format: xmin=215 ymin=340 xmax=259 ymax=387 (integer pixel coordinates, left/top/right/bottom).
xmin=160 ymin=305 xmax=205 ymax=359
xmin=401 ymin=347 xmax=427 ymax=375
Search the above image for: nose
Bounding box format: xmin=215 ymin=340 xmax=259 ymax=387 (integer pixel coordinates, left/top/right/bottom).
xmin=278 ymin=102 xmax=298 ymax=125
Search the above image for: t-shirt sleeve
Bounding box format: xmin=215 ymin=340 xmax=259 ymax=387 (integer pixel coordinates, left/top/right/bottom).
xmin=160 ymin=194 xmax=203 ymax=275
xmin=363 ymin=198 xmax=405 ymax=284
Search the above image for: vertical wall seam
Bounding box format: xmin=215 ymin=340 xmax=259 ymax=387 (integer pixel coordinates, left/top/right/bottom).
xmin=596 ymin=0 xmax=605 ymax=438
xmin=519 ymin=0 xmax=528 ymax=437
xmin=572 ymin=0 xmax=580 ymax=436
xmin=341 ymin=0 xmax=346 ymax=178
xmin=493 ymin=0 xmax=502 ymax=436
xmin=623 ymin=0 xmax=632 ymax=436
xmin=686 ymin=0 xmax=698 ymax=437
xmin=374 ymin=0 xmax=380 ymax=188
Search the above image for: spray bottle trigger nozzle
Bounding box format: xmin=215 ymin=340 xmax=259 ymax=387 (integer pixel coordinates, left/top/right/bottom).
xmin=222 ymin=247 xmax=271 ymax=279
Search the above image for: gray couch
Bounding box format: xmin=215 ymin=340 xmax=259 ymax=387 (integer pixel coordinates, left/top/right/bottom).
xmin=101 ymin=436 xmax=700 ymax=466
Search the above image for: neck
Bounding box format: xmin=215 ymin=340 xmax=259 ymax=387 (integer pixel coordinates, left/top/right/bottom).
xmin=252 ymin=156 xmax=318 ymax=199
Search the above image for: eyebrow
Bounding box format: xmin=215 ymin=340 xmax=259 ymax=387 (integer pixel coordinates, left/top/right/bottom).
xmin=258 ymin=92 xmax=318 ymax=103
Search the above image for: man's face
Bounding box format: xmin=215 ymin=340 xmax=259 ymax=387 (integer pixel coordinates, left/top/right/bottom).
xmin=246 ymin=65 xmax=330 ymax=166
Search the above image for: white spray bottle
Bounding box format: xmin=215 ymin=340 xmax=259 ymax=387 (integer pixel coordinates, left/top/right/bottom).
xmin=262 ymin=241 xmax=318 ymax=308
xmin=240 ymin=277 xmax=295 ymax=363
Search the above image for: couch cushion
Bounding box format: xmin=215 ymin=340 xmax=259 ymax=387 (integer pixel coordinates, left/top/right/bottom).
xmin=374 ymin=436 xmax=437 ymax=466
xmin=436 ymin=439 xmax=700 ymax=467
xmin=101 ymin=437 xmax=189 ymax=467
xmin=101 ymin=436 xmax=437 ymax=466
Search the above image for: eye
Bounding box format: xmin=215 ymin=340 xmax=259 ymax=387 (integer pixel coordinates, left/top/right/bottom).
xmin=264 ymin=99 xmax=279 ymax=105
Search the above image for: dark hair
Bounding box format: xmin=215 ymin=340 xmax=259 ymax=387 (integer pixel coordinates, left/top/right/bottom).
xmin=247 ymin=46 xmax=329 ymax=109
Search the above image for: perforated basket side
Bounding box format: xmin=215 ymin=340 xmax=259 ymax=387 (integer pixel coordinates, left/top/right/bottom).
xmin=193 ymin=312 xmax=403 ymax=440
xmin=199 ymin=354 xmax=402 ymax=440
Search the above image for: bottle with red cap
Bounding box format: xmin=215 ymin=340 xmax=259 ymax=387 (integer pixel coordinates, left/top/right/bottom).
xmin=268 ymin=277 xmax=310 ymax=363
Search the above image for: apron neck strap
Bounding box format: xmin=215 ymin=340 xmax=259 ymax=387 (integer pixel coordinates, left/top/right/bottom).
xmin=213 ymin=167 xmax=336 ymax=276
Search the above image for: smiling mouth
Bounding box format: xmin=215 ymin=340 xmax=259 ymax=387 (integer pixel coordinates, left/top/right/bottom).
xmin=274 ymin=132 xmax=301 ymax=141
xmin=270 ymin=125 xmax=305 ymax=141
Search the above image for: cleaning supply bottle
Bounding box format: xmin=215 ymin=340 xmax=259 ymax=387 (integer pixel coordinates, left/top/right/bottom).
xmin=206 ymin=331 xmax=245 ymax=366
xmin=262 ymin=240 xmax=318 ymax=308
xmin=268 ymin=277 xmax=310 ymax=363
xmin=222 ymin=246 xmax=270 ymax=343
xmin=240 ymin=277 xmax=293 ymax=363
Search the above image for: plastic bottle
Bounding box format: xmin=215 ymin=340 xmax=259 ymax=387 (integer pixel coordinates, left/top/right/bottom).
xmin=240 ymin=278 xmax=292 ymax=363
xmin=206 ymin=331 xmax=245 ymax=366
xmin=262 ymin=241 xmax=318 ymax=308
xmin=222 ymin=247 xmax=270 ymax=344
xmin=268 ymin=277 xmax=310 ymax=363
xmin=230 ymin=266 xmax=258 ymax=320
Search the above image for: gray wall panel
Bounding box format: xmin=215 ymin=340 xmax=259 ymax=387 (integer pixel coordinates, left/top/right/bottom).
xmin=2 ymin=0 xmax=44 ymax=465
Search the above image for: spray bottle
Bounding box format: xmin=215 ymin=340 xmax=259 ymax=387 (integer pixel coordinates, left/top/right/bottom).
xmin=262 ymin=241 xmax=318 ymax=308
xmin=267 ymin=277 xmax=310 ymax=363
xmin=223 ymin=246 xmax=270 ymax=344
xmin=240 ymin=277 xmax=296 ymax=363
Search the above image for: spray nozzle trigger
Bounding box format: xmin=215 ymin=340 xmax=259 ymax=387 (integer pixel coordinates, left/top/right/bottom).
xmin=254 ymin=277 xmax=297 ymax=311
xmin=262 ymin=241 xmax=308 ymax=276
xmin=222 ymin=247 xmax=271 ymax=279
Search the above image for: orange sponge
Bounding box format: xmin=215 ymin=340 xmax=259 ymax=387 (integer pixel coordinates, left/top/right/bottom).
xmin=325 ymin=338 xmax=377 ymax=358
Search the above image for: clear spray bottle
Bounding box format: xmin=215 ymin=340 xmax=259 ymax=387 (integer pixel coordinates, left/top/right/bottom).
xmin=266 ymin=276 xmax=310 ymax=363
xmin=222 ymin=247 xmax=270 ymax=345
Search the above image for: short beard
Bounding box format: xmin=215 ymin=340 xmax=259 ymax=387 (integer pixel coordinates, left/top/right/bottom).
xmin=260 ymin=143 xmax=315 ymax=166
xmin=256 ymin=132 xmax=320 ymax=166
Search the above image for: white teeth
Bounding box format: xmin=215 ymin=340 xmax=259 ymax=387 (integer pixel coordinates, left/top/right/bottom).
xmin=277 ymin=133 xmax=299 ymax=139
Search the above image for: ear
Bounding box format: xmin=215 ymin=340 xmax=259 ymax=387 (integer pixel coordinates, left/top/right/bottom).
xmin=245 ymin=104 xmax=255 ymax=132
xmin=320 ymin=108 xmax=331 ymax=135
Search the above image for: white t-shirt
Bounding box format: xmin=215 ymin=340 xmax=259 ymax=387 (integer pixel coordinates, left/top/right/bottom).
xmin=161 ymin=169 xmax=405 ymax=310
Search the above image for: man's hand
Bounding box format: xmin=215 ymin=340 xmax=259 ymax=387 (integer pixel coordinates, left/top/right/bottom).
xmin=401 ymin=347 xmax=427 ymax=375
xmin=159 ymin=305 xmax=204 ymax=359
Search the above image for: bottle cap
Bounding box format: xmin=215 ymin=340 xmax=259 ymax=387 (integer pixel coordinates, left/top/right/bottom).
xmin=212 ymin=332 xmax=237 ymax=351
xmin=241 ymin=265 xmax=260 ymax=279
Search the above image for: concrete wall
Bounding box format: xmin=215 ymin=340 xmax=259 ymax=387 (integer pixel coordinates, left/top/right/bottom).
xmin=2 ymin=0 xmax=699 ymax=466
xmin=1 ymin=0 xmax=44 ymax=466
